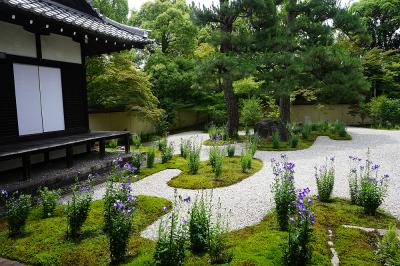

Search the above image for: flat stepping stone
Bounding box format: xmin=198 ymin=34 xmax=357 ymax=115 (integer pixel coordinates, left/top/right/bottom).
xmin=0 ymin=257 xmax=27 ymax=266
xmin=342 ymin=224 xmax=400 ymax=237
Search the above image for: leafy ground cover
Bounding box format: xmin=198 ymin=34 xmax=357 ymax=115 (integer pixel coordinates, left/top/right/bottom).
xmin=0 ymin=196 xmax=171 ymax=266
xmin=258 ymin=131 xmax=352 ymax=151
xmin=113 ymin=155 xmax=263 ymax=189
xmin=0 ymin=198 xmax=395 ymax=265
xmin=167 ymin=156 xmax=263 ymax=189
xmin=202 ymin=136 xmax=246 ymax=146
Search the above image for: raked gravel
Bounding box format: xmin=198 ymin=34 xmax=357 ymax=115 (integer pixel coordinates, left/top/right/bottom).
xmin=62 ymin=127 xmax=400 ymax=240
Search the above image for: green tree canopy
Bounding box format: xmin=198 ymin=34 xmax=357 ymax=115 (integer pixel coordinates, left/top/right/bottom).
xmin=351 ymin=0 xmax=400 ymax=50
xmin=87 ymin=53 xmax=162 ymax=121
xmin=92 ymin=0 xmax=129 ymax=23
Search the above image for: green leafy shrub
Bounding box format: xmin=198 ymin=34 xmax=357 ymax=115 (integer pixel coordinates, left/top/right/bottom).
xmin=188 ymin=194 xmax=210 ymax=253
xmin=247 ymin=134 xmax=260 ymax=156
xmin=208 ymin=125 xmax=228 ymax=141
xmin=212 ymin=147 xmax=225 ymax=178
xmin=131 ymin=152 xmax=144 ymax=173
xmin=240 ymin=149 xmax=252 ymax=173
xmin=106 ymin=181 xmax=135 ymax=263
xmin=209 ymin=145 xmax=219 ymax=169
xmin=301 ymin=123 xmax=311 ymax=140
xmin=271 ymin=155 xmax=296 ymax=231
xmin=286 ymin=188 xmax=314 ymax=266
xmin=208 ymin=207 xmax=231 ymax=264
xmin=161 ymin=143 xmax=174 ymax=163
xmin=227 ymin=144 xmax=235 ymax=157
xmin=131 ymin=134 xmax=141 ymax=149
xmin=106 ymin=139 xmax=118 ymax=149
xmin=377 ymin=224 xmax=400 ymax=266
xmin=180 ymin=138 xmax=191 ymax=158
xmin=154 ymin=195 xmax=186 ymax=266
xmin=147 ymin=146 xmax=156 ymax=168
xmin=272 ymin=131 xmax=280 ymax=149
xmin=38 ymin=187 xmax=60 ymax=218
xmin=158 ymin=138 xmax=167 ymax=151
xmin=65 ymin=179 xmax=93 ymax=239
xmin=332 ymin=120 xmax=347 ymax=137
xmin=0 ymin=190 xmax=32 ymax=236
xmin=240 ymin=97 xmax=263 ymax=133
xmin=103 ymin=178 xmax=135 ymax=234
xmin=188 ymin=194 xmax=231 ymax=263
xmin=368 ymin=96 xmax=400 ymax=127
xmin=315 ymin=158 xmax=335 ymax=202
xmin=348 ymin=152 xmax=389 ymax=215
xmin=288 ymin=135 xmax=299 ymax=148
xmin=109 ymin=203 xmax=133 ymax=264
xmin=187 ymin=142 xmax=201 ymax=175
xmin=208 ymin=124 xmax=218 ymax=140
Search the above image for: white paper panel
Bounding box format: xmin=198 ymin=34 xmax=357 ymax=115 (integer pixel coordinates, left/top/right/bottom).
xmin=41 ymin=34 xmax=82 ymax=64
xmin=13 ymin=64 xmax=43 ymax=135
xmin=0 ymin=21 xmax=37 ymax=58
xmin=39 ymin=66 xmax=65 ymax=132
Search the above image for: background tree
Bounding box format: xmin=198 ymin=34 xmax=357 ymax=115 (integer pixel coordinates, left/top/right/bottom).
xmin=191 ymin=0 xmax=266 ymax=136
xmin=256 ymin=0 xmax=369 ymax=123
xmin=130 ymin=0 xmax=200 ymax=130
xmin=87 ymin=53 xmax=162 ymax=121
xmin=351 ymin=0 xmax=400 ymax=50
xmin=93 ymin=0 xmax=129 ymax=23
xmin=87 ymin=0 xmax=163 ymax=122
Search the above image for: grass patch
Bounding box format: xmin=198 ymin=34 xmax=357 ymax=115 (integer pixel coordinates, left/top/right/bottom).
xmin=0 ymin=196 xmax=171 ymax=266
xmin=168 ymin=156 xmax=263 ymax=189
xmin=202 ymin=136 xmax=246 ymax=146
xmin=0 ymin=198 xmax=397 ymax=265
xmin=113 ymin=155 xmax=263 ymax=190
xmin=258 ymin=131 xmax=352 ymax=151
xmin=184 ymin=198 xmax=397 ymax=265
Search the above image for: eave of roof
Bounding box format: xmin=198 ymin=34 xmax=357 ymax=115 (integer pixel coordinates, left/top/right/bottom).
xmin=0 ymin=0 xmax=153 ymax=54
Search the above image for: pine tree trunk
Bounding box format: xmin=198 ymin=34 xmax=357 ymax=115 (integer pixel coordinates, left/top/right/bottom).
xmin=278 ymin=0 xmax=296 ymax=124
xmin=223 ymin=79 xmax=239 ymax=136
xmin=219 ymin=0 xmax=239 ymax=136
xmin=279 ymin=95 xmax=291 ymax=124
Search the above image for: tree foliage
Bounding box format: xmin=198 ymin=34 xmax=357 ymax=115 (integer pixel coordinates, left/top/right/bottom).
xmin=87 ymin=53 xmax=162 ymax=121
xmin=92 ymin=0 xmax=129 ymax=23
xmin=351 ymin=0 xmax=400 ymax=50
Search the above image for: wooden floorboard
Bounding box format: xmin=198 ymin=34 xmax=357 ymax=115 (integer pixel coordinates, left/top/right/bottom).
xmin=0 ymin=131 xmax=129 ymax=158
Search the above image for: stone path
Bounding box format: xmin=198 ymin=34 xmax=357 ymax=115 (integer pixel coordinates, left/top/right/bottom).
xmin=62 ymin=127 xmax=400 ymax=240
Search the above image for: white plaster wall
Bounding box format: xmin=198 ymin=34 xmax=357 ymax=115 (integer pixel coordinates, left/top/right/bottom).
xmin=0 ymin=21 xmax=36 ymax=57
xmin=41 ymin=34 xmax=82 ymax=64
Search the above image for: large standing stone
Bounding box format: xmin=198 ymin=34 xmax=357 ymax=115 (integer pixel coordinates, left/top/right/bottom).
xmin=254 ymin=119 xmax=289 ymax=141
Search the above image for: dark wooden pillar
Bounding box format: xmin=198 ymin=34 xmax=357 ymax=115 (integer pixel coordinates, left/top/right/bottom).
xmin=44 ymin=151 xmax=50 ymax=164
xmin=124 ymin=134 xmax=130 ymax=154
xmin=99 ymin=139 xmax=105 ymax=159
xmin=86 ymin=142 xmax=91 ymax=153
xmin=22 ymin=154 xmax=31 ymax=180
xmin=66 ymin=145 xmax=74 ymax=167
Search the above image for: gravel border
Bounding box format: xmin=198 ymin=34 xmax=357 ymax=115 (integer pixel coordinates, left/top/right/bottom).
xmin=61 ymin=127 xmax=400 ymax=240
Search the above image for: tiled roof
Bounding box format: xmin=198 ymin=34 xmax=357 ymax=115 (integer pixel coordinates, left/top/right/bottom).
xmin=3 ymin=0 xmax=151 ymax=45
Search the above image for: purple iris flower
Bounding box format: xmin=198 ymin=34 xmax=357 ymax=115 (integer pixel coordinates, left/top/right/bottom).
xmin=162 ymin=205 xmax=169 ymax=211
xmin=284 ymin=162 xmax=295 ymax=171
xmin=0 ymin=189 xmax=8 ymax=198
xmin=371 ymin=164 xmax=380 ymax=171
xmin=289 ymin=217 xmax=295 ymax=224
